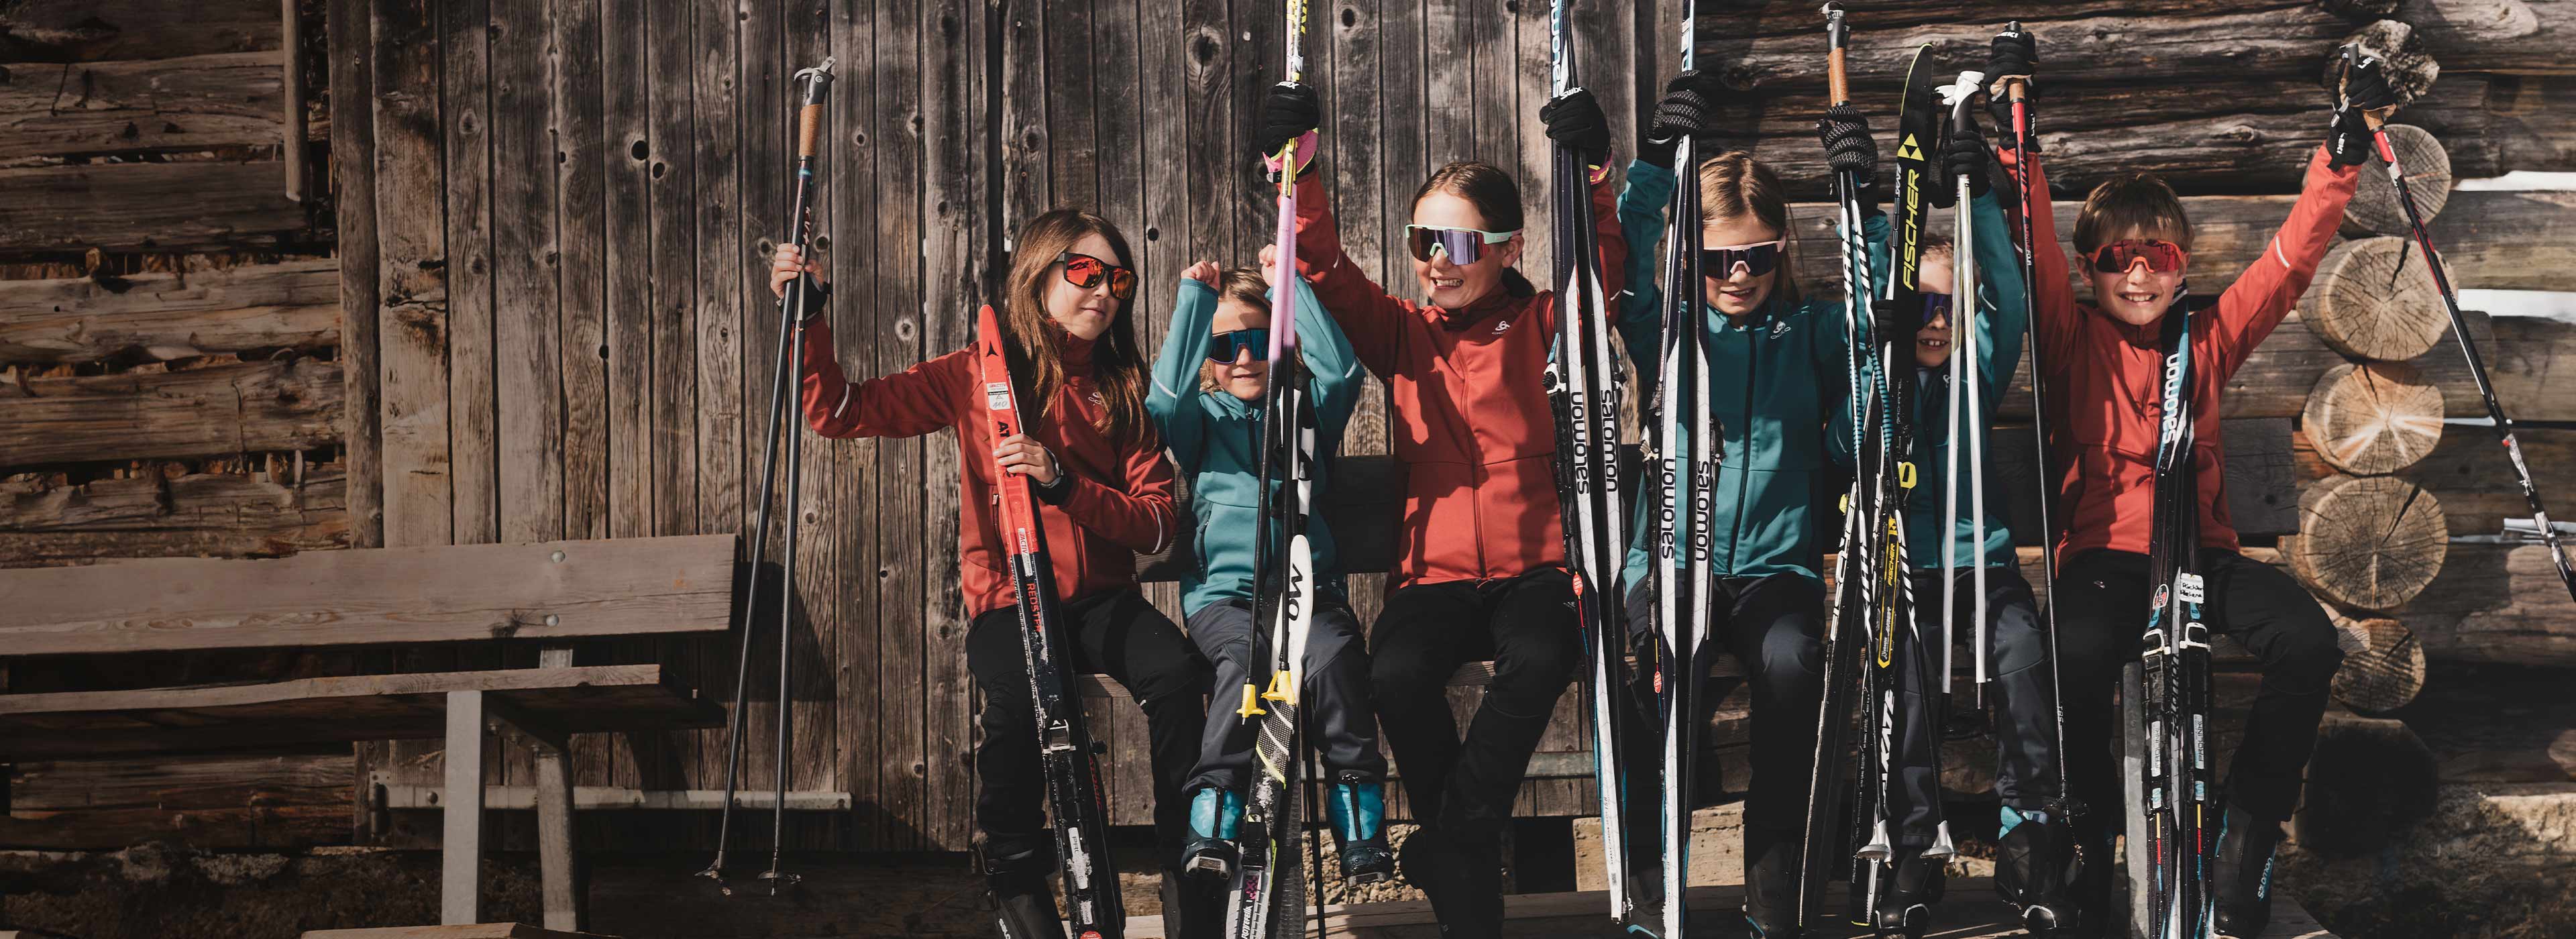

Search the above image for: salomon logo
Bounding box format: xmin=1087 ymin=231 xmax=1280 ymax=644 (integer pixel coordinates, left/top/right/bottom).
xmin=2159 ymin=347 xmax=2188 ymax=442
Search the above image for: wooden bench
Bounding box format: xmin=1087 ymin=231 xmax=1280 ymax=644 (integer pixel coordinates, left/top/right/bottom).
xmin=0 ymin=534 xmax=737 ymax=936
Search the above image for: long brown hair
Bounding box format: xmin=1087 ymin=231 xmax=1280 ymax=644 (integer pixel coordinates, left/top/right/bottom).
xmin=1412 ymin=161 xmax=1536 ymax=298
xmin=1697 ymin=151 xmax=1803 ymax=309
xmin=1000 ymin=209 xmax=1153 ymax=445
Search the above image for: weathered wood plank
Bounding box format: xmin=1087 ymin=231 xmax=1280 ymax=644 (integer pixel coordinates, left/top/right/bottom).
xmin=441 ymin=0 xmax=498 ymax=547
xmin=0 ymin=161 xmax=307 ymax=253
xmin=916 ymin=0 xmax=984 ymax=852
xmin=0 ymin=357 xmax=341 ymax=467
xmin=2389 ymin=543 xmax=2576 ymax=669
xmin=553 ymin=0 xmax=610 ymax=543
xmin=491 ymin=0 xmax=562 ymax=547
xmin=643 ymin=0 xmax=696 ymax=539
xmin=0 ymin=467 xmax=345 ymax=533
xmin=328 ymin=0 xmax=384 ymax=551
xmin=850 ymin=0 xmax=920 ymax=851
xmin=0 ymin=664 xmax=720 ymax=760
xmin=598 ymin=0 xmax=651 ymax=542
xmin=0 ymin=259 xmax=337 ymax=362
xmin=371 ymin=0 xmax=453 ymax=549
xmin=0 ymin=0 xmax=282 ymax=62
xmin=769 ymin=0 xmax=832 ymax=832
xmin=0 ymin=52 xmax=287 ymax=161
xmin=1 ymin=749 xmax=354 ymax=849
xmin=714 ymin=0 xmax=786 ymax=816
xmin=0 ymin=533 xmax=736 ymax=655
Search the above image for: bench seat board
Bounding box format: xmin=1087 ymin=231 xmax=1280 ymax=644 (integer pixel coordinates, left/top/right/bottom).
xmin=301 ymin=926 xmax=621 ymax=938
xmin=0 ymin=534 xmax=737 ymax=656
xmin=0 ymin=665 xmax=720 ymax=759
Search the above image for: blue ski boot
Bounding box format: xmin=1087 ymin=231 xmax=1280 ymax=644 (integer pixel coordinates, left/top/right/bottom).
xmin=1328 ymin=772 xmax=1393 ymax=885
xmin=2212 ymin=801 xmax=2282 ymax=938
xmin=1182 ymin=786 xmax=1242 ymax=881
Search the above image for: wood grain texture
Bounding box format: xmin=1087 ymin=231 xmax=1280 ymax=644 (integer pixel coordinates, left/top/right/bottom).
xmin=0 ymin=356 xmax=341 ymax=467
xmin=2344 ymin=124 xmax=2453 ymax=237
xmin=0 ymin=533 xmax=736 ymax=655
xmin=0 ymin=161 xmax=307 ymax=253
xmin=0 ymin=664 xmax=720 ymax=759
xmin=0 ymin=0 xmax=282 ymax=62
xmin=2286 ymin=474 xmax=2449 ymax=611
xmin=0 ymin=469 xmax=348 ymax=567
xmin=2300 ymin=237 xmax=2452 ymax=362
xmin=370 ymin=0 xmax=453 ymax=550
xmin=490 ymin=0 xmax=564 ymax=547
xmin=0 ymin=52 xmax=288 ymax=160
xmin=328 ymin=0 xmax=384 ymax=551
xmin=2329 ymin=612 xmax=2426 ymax=714
xmin=441 ymin=0 xmax=498 ymax=547
xmin=0 ymin=259 xmax=338 ymax=362
xmin=2304 ymin=362 xmax=2445 ymax=476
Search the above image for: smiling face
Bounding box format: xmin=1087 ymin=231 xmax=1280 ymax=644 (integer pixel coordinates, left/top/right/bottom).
xmin=1410 ymin=190 xmax=1523 ymax=311
xmin=1044 ymin=231 xmax=1124 ymax=341
xmin=1201 ymin=298 xmax=1273 ymax=402
xmin=2088 ymin=227 xmax=2188 ymax=327
xmin=1700 ymin=213 xmax=1782 ymax=319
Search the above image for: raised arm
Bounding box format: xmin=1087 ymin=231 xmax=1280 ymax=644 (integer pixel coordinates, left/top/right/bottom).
xmin=2208 ymin=148 xmax=2359 ymax=378
xmin=1291 ymin=274 xmax=1368 ymax=437
xmin=1969 ymin=190 xmax=2029 ymax=409
xmin=1148 ymin=275 xmax=1222 ymax=469
xmin=1613 ymin=158 xmax=1678 ymax=405
xmin=1994 ymin=145 xmax=2077 ymax=364
xmin=800 ymin=321 xmax=968 ymax=439
xmin=1290 ymin=172 xmax=1412 ymax=377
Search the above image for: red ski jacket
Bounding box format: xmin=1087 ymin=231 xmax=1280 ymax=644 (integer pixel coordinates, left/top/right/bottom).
xmin=1287 ymin=169 xmax=1626 ymax=590
xmin=2002 ymin=146 xmax=2357 ymax=563
xmin=799 ymin=321 xmax=1177 ymax=618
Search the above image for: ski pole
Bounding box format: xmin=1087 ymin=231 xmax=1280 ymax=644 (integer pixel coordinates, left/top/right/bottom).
xmin=1943 ymin=70 xmax=1992 ymax=707
xmin=700 ymin=55 xmax=834 ymax=896
xmin=2341 ymin=46 xmax=2576 ymax=603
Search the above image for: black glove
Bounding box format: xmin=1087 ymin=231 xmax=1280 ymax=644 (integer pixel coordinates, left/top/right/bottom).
xmin=1933 ymin=109 xmax=1991 ymax=208
xmin=1870 ymin=298 xmax=1915 ymax=351
xmin=1542 ymin=88 xmax=1611 ymax=165
xmin=1815 ymin=103 xmax=1882 ymax=207
xmin=2327 ymin=45 xmax=2395 ymax=168
xmin=1638 ymin=70 xmax=1723 ymax=169
xmin=1985 ymin=26 xmax=2039 ymax=152
xmin=1256 ymin=81 xmax=1322 ymax=173
xmin=796 ymin=275 xmax=832 ymax=323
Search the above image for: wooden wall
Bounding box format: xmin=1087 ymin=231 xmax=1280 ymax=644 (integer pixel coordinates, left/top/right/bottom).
xmin=6 ymin=0 xmax=2575 ymax=856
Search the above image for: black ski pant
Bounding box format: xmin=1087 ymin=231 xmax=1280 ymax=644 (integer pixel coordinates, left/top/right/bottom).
xmin=967 ymin=587 xmax=1214 ymax=871
xmin=1184 ymin=595 xmax=1387 ymax=793
xmin=1619 ymin=571 xmax=1828 ymax=854
xmin=1368 ymin=567 xmax=1581 ymax=838
xmin=1886 ymin=565 xmax=2063 ymax=848
xmin=2053 ymin=548 xmax=2342 ymax=890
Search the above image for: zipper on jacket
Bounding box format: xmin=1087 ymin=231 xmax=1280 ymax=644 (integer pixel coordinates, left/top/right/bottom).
xmin=1725 ymin=317 xmax=1758 ymax=573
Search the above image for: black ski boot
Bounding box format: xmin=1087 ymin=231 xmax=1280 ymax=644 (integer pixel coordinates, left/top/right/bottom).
xmin=2211 ymin=801 xmax=2283 ymax=938
xmin=982 ymin=840 xmax=1065 ymax=939
xmin=1159 ymin=866 xmax=1225 ymax=939
xmin=1328 ymin=773 xmax=1394 ymax=885
xmin=1873 ymin=845 xmax=1945 ymax=938
xmin=1994 ymin=806 xmax=2081 ymax=936
xmin=1741 ymin=828 xmax=1802 ymax=939
xmin=1181 ymin=785 xmax=1242 ymax=881
xmin=1403 ymin=824 xmax=1503 ymax=937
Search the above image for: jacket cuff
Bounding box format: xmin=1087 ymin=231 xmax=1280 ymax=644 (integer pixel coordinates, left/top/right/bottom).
xmin=1032 ymin=447 xmax=1075 ymax=505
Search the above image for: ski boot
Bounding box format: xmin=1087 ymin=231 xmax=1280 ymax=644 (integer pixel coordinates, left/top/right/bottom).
xmin=1995 ymin=806 xmax=2082 ymax=936
xmin=2212 ymin=801 xmax=2283 ymax=938
xmin=1872 ymin=844 xmax=1945 ymax=938
xmin=1181 ymin=786 xmax=1242 ymax=881
xmin=982 ymin=840 xmax=1065 ymax=939
xmin=1741 ymin=829 xmax=1802 ymax=939
xmin=1328 ymin=772 xmax=1394 ymax=885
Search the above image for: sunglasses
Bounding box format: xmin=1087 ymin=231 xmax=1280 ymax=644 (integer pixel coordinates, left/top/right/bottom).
xmin=1405 ymin=225 xmax=1518 ymax=264
xmin=1205 ymin=328 xmax=1271 ymax=363
xmin=1700 ymin=240 xmax=1784 ymax=280
xmin=1922 ymin=292 xmax=1953 ymax=322
xmin=2088 ymin=239 xmax=2190 ymax=275
xmin=1057 ymin=252 xmax=1137 ymax=300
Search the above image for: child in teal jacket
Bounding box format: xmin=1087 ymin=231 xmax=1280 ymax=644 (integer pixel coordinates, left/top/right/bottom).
xmin=1146 ymin=262 xmax=1391 ymax=886
xmin=1610 ymin=90 xmax=1888 ymax=931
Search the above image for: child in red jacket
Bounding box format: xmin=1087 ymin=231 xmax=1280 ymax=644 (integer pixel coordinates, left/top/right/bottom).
xmin=1253 ymin=80 xmax=1625 ymax=934
xmin=1994 ymin=32 xmax=2398 ymax=937
xmin=775 ymin=209 xmax=1220 ymax=937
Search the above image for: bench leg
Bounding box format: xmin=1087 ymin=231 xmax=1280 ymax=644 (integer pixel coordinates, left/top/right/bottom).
xmin=533 ymin=737 xmax=582 ymax=931
xmin=442 ymin=689 xmax=486 ymax=926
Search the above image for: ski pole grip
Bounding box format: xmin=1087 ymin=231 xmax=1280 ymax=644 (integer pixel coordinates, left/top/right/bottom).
xmin=1823 ymin=4 xmax=1849 ymax=105
xmin=794 ymin=58 xmax=838 ymax=160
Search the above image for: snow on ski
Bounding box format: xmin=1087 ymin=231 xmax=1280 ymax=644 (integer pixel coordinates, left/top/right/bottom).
xmin=977 ymin=304 xmax=1125 ymax=939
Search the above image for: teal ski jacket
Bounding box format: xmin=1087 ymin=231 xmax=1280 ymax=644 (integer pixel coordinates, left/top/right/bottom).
xmin=1888 ymin=190 xmax=2028 ymax=571
xmin=1614 ymin=158 xmax=1885 ymax=590
xmin=1146 ymin=274 xmax=1365 ymax=617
